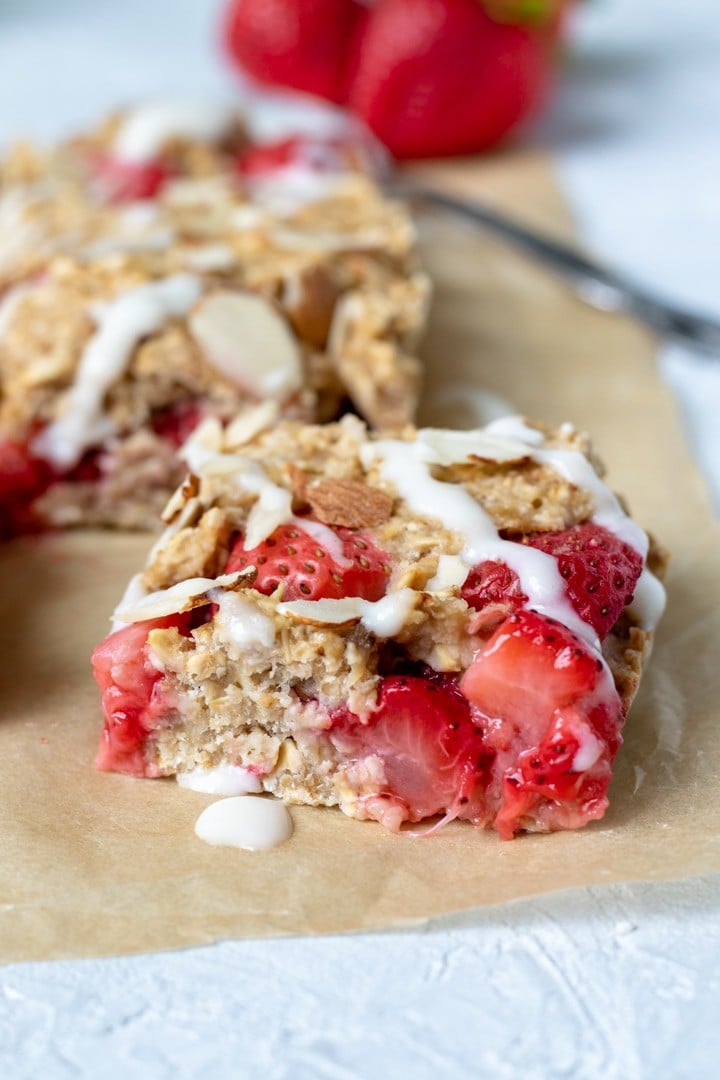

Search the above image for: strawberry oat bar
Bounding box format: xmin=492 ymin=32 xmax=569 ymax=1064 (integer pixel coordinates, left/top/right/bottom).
xmin=93 ymin=412 xmax=666 ymax=838
xmin=0 ymin=103 xmax=428 ymax=535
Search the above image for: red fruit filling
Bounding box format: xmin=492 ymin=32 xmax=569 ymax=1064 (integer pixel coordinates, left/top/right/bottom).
xmin=150 ymin=400 xmax=204 ymax=449
xmin=92 ymin=613 xmax=193 ymax=776
xmin=329 ymin=673 xmax=490 ymax=827
xmin=1 ymin=404 xmax=203 ymax=539
xmin=236 ymin=135 xmax=353 ymax=178
xmin=461 ymin=559 xmax=527 ymax=633
xmin=462 ymin=523 xmax=644 ymax=640
xmin=461 ymin=609 xmax=621 ymax=838
xmin=90 ymin=153 xmax=171 ymax=203
xmin=226 ymin=521 xmax=390 ymax=602
xmin=526 ymin=522 xmax=643 ymax=639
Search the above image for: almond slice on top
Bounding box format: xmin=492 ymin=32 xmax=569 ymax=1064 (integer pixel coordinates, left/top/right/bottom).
xmin=189 ymin=290 xmax=303 ymax=401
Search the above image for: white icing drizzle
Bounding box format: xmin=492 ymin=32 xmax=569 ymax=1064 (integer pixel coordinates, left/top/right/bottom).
xmin=194 ymin=795 xmax=293 ymax=851
xmin=278 ymin=588 xmax=417 ymax=637
xmin=289 ymin=517 xmax=353 ymax=569
xmin=627 ymin=567 xmax=667 ymax=630
xmin=361 ymin=435 xmax=595 ymax=645
xmin=485 ymin=416 xmax=649 ymax=555
xmin=113 ymin=101 xmax=240 ymax=163
xmin=177 ymin=765 xmax=262 ymax=796
xmin=33 ymin=273 xmax=203 ymax=469
xmin=209 ymin=589 xmax=276 ymax=656
xmin=571 ymin=728 xmax=604 ymax=772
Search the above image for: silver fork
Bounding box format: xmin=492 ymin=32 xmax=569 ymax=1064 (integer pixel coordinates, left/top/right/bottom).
xmin=397 ymin=184 xmax=720 ymax=357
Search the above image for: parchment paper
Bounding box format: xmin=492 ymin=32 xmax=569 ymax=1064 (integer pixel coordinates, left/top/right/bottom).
xmin=1 ymin=156 xmax=719 ymax=963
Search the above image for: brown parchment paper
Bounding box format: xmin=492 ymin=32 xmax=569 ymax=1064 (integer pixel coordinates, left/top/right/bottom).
xmin=1 ymin=155 xmax=719 ymax=964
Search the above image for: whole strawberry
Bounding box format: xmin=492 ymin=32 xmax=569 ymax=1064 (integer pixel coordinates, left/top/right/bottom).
xmin=224 ymin=0 xmax=367 ymax=105
xmin=347 ymin=0 xmax=562 ymax=158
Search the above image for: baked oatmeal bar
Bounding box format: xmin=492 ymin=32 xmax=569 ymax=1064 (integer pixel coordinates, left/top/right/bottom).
xmin=0 ymin=104 xmax=428 ymax=534
xmin=93 ymin=412 xmax=667 ymax=839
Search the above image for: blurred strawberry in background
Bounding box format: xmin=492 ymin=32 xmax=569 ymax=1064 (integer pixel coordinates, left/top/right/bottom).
xmin=224 ymin=0 xmax=570 ymax=159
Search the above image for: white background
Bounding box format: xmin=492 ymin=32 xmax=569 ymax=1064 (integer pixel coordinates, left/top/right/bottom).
xmin=1 ymin=2 xmax=719 ymax=1076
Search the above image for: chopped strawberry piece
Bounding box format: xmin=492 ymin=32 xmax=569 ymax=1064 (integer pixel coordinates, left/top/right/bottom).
xmin=461 ymin=559 xmax=527 ymax=633
xmin=527 ymin=522 xmax=644 ymax=639
xmin=330 ymin=673 xmax=490 ymax=825
xmin=461 ymin=609 xmax=622 ymax=838
xmin=226 ymin=521 xmax=390 ymax=602
xmin=91 ymin=154 xmax=170 ymax=203
xmin=151 ymin=401 xmax=204 ymax=449
xmin=92 ymin=613 xmax=191 ymax=776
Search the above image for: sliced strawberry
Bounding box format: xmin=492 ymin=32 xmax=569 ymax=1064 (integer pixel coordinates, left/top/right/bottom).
xmin=226 ymin=521 xmax=390 ymax=602
xmin=527 ymin=522 xmax=643 ymax=639
xmin=461 ymin=609 xmax=622 ymax=838
xmin=93 ymin=613 xmax=191 ymax=776
xmin=91 ymin=154 xmax=170 ymax=203
xmin=329 ymin=673 xmax=490 ymax=826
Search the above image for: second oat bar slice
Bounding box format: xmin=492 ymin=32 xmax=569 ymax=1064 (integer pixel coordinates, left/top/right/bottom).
xmin=93 ymin=411 xmax=666 ymax=839
xmin=0 ymin=114 xmax=428 ymax=535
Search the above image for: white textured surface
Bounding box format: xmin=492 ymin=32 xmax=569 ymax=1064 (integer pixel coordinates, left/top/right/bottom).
xmin=1 ymin=0 xmax=719 ymax=1076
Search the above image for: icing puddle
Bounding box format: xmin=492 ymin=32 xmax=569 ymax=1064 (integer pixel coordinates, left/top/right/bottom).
xmin=194 ymin=796 xmax=293 ymax=852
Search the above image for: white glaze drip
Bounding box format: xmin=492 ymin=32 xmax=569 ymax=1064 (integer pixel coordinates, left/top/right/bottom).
xmin=485 ymin=416 xmax=649 ymax=556
xmin=177 ymin=765 xmax=262 ymax=796
xmin=627 ymin=567 xmax=667 ymax=631
xmin=209 ymin=590 xmax=276 ymax=656
xmin=34 ymin=273 xmax=203 ymax=469
xmin=362 ymin=436 xmax=595 ymax=644
xmin=194 ymin=796 xmax=293 ymax=851
xmin=113 ymin=101 xmax=240 ymax=163
xmin=571 ymin=727 xmax=604 ymax=772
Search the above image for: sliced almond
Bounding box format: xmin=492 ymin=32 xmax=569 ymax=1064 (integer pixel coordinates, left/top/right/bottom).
xmin=282 ymin=265 xmax=340 ymax=348
xmin=114 ymin=569 xmax=255 ymax=624
xmin=161 ymin=473 xmax=200 ymax=524
xmin=189 ymin=289 xmax=303 ymax=401
xmin=224 ymin=400 xmax=280 ymax=450
xmin=304 ymin=477 xmax=394 ymax=529
xmin=277 ymin=596 xmax=364 ymax=628
xmin=417 ymin=428 xmax=533 ymax=467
